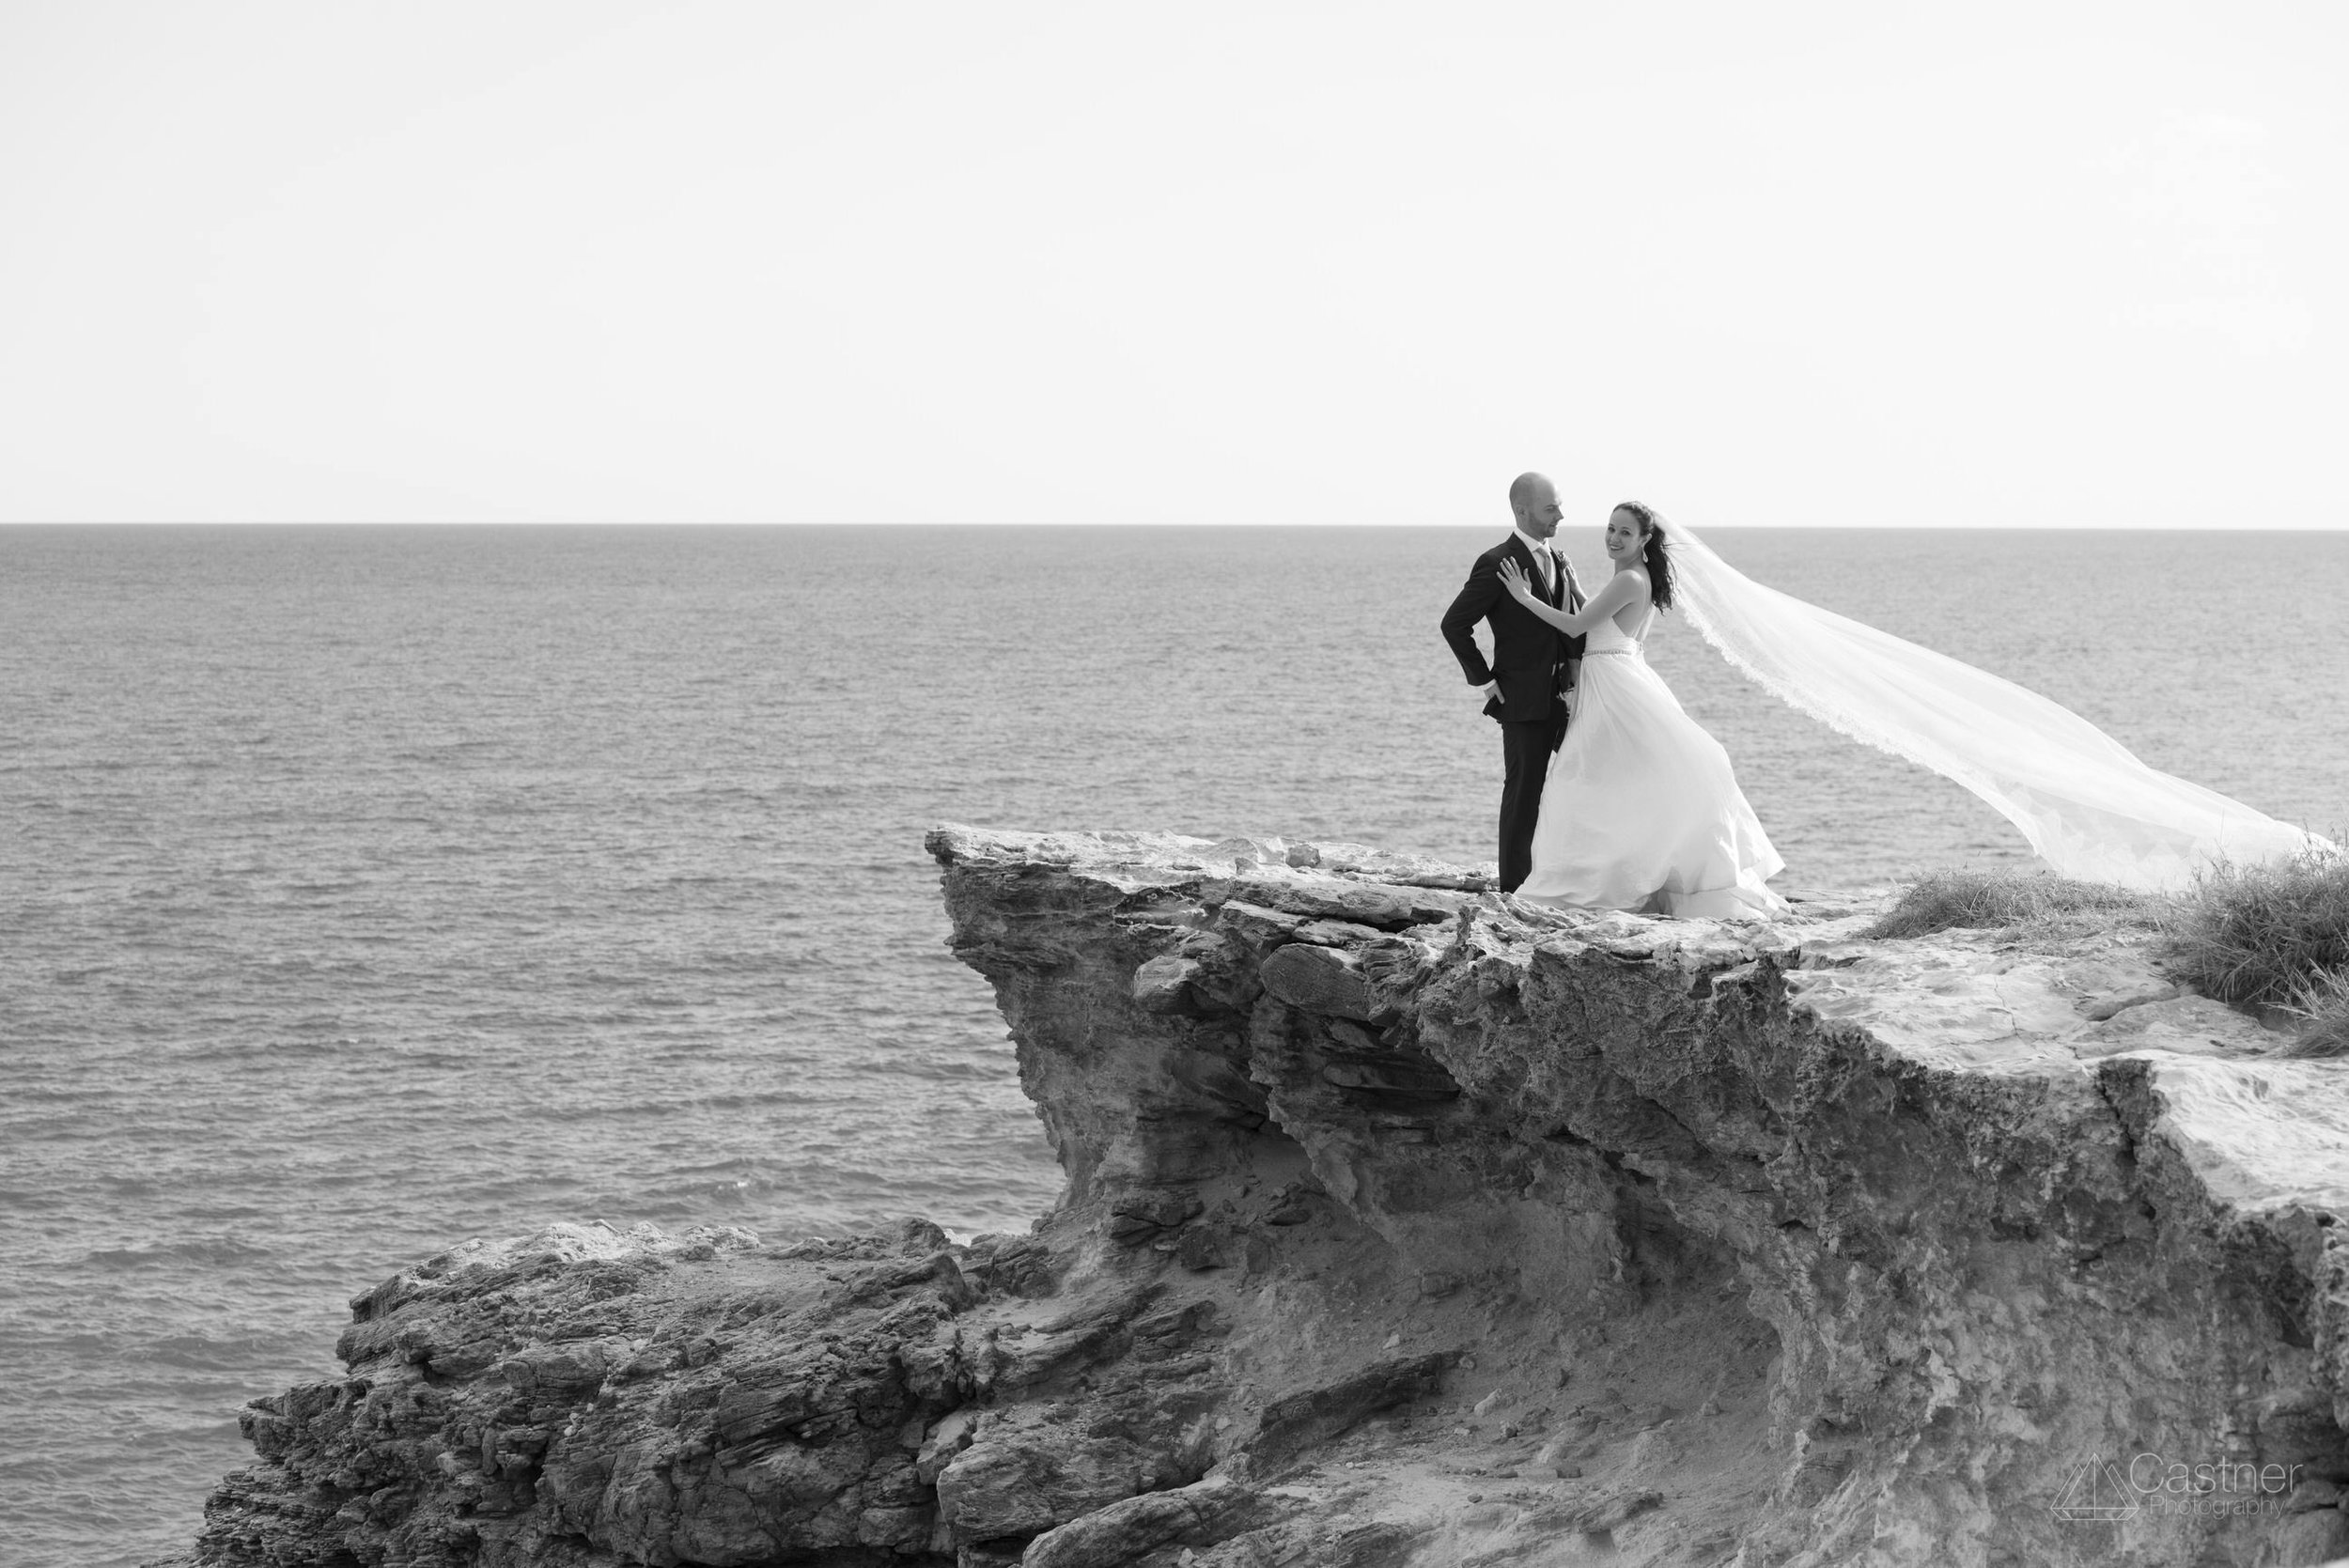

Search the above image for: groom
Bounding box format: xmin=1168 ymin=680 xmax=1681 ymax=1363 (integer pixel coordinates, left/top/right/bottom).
xmin=1439 ymin=472 xmax=1584 ymax=892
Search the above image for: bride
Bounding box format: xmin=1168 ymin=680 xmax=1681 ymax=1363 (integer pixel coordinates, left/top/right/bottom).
xmin=1496 ymin=503 xmax=1788 ymax=918
xmin=1493 ymin=500 xmax=2327 ymax=914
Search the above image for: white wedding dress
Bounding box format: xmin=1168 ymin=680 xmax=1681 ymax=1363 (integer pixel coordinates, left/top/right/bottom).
xmin=1517 ymin=594 xmax=1789 ymax=919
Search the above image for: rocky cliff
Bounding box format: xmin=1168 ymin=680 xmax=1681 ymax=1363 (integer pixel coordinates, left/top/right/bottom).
xmin=164 ymin=825 xmax=2349 ymax=1568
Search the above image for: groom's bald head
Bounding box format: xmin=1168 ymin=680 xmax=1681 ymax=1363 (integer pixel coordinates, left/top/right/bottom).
xmin=1509 ymin=472 xmax=1562 ymax=539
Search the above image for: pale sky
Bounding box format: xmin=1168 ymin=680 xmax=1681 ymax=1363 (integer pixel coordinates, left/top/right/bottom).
xmin=2 ymin=1 xmax=2341 ymax=526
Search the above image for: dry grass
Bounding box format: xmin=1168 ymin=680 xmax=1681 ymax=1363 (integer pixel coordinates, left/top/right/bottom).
xmin=1873 ymin=847 xmax=2349 ymax=1056
xmin=2157 ymin=846 xmax=2349 ymax=1014
xmin=1864 ymin=867 xmax=2158 ymax=940
xmin=2280 ymin=969 xmax=2349 ymax=1059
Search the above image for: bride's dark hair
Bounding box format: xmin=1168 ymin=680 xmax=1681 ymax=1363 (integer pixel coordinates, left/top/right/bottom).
xmin=1615 ymin=502 xmax=1674 ymax=611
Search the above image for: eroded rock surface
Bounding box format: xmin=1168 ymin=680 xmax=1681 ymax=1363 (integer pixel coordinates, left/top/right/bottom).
xmin=163 ymin=825 xmax=2349 ymax=1568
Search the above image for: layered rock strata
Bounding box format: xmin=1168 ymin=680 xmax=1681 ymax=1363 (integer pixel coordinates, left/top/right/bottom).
xmin=167 ymin=825 xmax=2349 ymax=1567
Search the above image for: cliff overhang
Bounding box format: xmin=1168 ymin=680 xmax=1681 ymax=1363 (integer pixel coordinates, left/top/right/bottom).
xmin=165 ymin=825 xmax=2349 ymax=1568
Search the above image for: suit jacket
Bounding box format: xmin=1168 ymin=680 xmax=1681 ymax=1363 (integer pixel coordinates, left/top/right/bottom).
xmin=1439 ymin=535 xmax=1585 ymax=723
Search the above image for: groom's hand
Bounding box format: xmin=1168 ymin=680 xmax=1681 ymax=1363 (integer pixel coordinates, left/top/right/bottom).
xmin=1477 ymin=680 xmax=1499 ymax=704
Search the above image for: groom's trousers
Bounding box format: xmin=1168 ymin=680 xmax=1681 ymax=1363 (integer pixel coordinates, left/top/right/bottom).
xmin=1498 ymin=717 xmax=1563 ymax=893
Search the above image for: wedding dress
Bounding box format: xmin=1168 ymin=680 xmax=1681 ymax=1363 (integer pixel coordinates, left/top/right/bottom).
xmin=1517 ymin=598 xmax=1789 ymax=918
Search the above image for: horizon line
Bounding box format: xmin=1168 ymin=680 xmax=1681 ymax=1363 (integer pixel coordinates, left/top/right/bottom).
xmin=5 ymin=519 xmax=2345 ymax=532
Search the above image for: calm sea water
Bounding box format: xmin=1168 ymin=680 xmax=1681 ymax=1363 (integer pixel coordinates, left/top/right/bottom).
xmin=2 ymin=524 xmax=2342 ymax=1567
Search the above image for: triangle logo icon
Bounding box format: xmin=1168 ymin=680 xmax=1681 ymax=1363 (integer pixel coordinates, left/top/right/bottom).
xmin=2051 ymin=1459 xmax=2139 ymax=1521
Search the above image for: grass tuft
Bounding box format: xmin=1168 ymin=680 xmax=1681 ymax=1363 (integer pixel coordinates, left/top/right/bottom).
xmin=2156 ymin=845 xmax=2349 ymax=1015
xmin=2280 ymin=969 xmax=2349 ymax=1059
xmin=1864 ymin=867 xmax=2156 ymax=940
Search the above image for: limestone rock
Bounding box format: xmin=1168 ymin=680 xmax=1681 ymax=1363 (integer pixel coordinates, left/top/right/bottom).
xmin=1248 ymin=1355 xmax=1452 ymax=1476
xmin=161 ymin=825 xmax=2349 ymax=1568
xmin=1257 ymin=942 xmax=1378 ymax=1021
xmin=1020 ymin=1474 xmax=1250 ymax=1568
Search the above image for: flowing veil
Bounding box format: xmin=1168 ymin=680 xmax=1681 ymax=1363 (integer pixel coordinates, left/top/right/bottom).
xmin=1649 ymin=510 xmax=2333 ymax=893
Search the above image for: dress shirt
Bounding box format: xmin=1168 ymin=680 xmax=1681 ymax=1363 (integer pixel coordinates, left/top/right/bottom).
xmin=1513 ymin=529 xmax=1557 ymax=596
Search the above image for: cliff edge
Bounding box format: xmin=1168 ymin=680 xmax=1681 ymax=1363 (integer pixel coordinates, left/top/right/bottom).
xmin=163 ymin=825 xmax=2349 ymax=1567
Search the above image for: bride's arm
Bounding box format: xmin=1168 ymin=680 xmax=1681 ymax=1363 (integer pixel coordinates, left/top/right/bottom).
xmin=1496 ymin=560 xmax=1642 ymax=634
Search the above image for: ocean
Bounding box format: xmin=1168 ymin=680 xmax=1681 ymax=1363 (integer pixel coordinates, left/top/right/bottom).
xmin=2 ymin=523 xmax=2341 ymax=1567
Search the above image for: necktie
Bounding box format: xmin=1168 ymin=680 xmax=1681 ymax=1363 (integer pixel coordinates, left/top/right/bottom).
xmin=1535 ymin=548 xmax=1554 ymax=596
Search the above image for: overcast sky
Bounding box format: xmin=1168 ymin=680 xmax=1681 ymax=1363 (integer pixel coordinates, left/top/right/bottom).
xmin=2 ymin=2 xmax=2341 ymax=526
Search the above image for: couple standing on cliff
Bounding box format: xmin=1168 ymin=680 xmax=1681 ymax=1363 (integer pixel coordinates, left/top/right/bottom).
xmin=1440 ymin=472 xmax=2327 ymax=911
xmin=1441 ymin=473 xmax=1783 ymax=918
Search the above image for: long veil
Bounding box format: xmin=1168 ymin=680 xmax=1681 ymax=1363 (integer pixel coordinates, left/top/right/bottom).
xmin=1651 ymin=510 xmax=2332 ymax=893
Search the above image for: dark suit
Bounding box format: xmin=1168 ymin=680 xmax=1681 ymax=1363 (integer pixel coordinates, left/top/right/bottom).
xmin=1440 ymin=536 xmax=1585 ymax=892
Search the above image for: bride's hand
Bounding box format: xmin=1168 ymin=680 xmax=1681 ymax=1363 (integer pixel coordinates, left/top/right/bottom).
xmin=1495 ymin=559 xmax=1535 ymax=602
